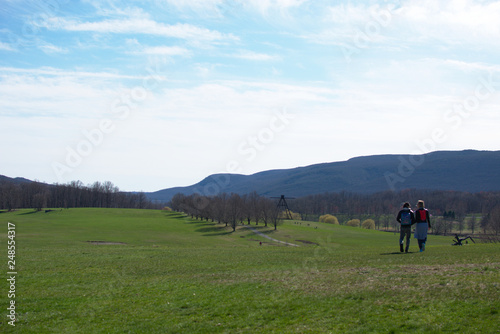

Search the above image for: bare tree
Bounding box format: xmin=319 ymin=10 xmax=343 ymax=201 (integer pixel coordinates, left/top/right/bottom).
xmin=33 ymin=192 xmax=47 ymax=211
xmin=170 ymin=193 xmax=186 ymax=212
xmin=103 ymin=181 xmax=118 ymax=208
xmin=227 ymin=193 xmax=244 ymax=232
xmin=213 ymin=193 xmax=228 ymax=226
xmin=260 ymin=197 xmax=275 ymax=228
xmin=485 ymin=205 xmax=500 ymax=235
xmin=469 ymin=214 xmax=477 ymax=234
xmin=432 ymin=217 xmax=444 ymax=235
xmin=457 ymin=217 xmax=465 ymax=234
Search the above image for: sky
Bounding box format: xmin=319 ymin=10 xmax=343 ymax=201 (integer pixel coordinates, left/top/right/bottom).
xmin=1 ymin=0 xmax=499 ymax=192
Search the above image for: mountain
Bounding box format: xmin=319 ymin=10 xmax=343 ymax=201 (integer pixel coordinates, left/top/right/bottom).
xmin=0 ymin=175 xmax=33 ymax=185
xmin=145 ymin=150 xmax=500 ymax=203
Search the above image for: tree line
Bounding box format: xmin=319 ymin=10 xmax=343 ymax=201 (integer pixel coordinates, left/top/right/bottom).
xmin=0 ymin=180 xmax=158 ymax=211
xmin=170 ymin=192 xmax=287 ymax=231
xmin=2 ymin=177 xmax=499 ymax=235
xmin=170 ymin=189 xmax=500 ymax=235
xmin=291 ymin=189 xmax=500 ymax=234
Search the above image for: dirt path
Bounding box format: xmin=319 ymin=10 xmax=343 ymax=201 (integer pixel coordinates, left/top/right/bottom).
xmin=242 ymin=225 xmax=299 ymax=247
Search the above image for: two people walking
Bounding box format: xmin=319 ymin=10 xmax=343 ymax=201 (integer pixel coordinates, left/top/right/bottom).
xmin=396 ymin=200 xmax=431 ymax=252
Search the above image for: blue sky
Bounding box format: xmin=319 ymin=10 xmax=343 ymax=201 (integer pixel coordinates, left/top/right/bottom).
xmin=1 ymin=0 xmax=499 ymax=192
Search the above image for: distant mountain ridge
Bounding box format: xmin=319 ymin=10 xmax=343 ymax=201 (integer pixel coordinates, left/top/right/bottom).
xmin=146 ymin=150 xmax=500 ymax=203
xmin=0 ymin=175 xmax=33 ymax=184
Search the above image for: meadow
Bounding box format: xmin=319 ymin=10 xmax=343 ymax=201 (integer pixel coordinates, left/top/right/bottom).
xmin=1 ymin=208 xmax=499 ymax=333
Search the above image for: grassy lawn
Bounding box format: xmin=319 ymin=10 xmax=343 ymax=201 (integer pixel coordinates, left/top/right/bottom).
xmin=1 ymin=208 xmax=499 ymax=333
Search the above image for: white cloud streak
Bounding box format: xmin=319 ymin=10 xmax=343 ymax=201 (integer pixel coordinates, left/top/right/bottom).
xmin=0 ymin=41 xmax=16 ymax=51
xmin=303 ymin=0 xmax=500 ymax=51
xmin=38 ymin=17 xmax=239 ymax=43
xmin=131 ymin=46 xmax=191 ymax=56
xmin=232 ymin=50 xmax=281 ymax=61
xmin=0 ymin=67 xmax=142 ymax=80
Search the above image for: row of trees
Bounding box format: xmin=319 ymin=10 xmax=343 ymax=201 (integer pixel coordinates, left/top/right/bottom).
xmin=0 ymin=180 xmax=158 ymax=210
xmin=290 ymin=190 xmax=500 ymax=235
xmin=170 ymin=192 xmax=288 ymax=231
xmin=2 ymin=177 xmax=499 ymax=235
xmin=291 ymin=189 xmax=500 ymax=219
xmin=170 ymin=189 xmax=500 ymax=235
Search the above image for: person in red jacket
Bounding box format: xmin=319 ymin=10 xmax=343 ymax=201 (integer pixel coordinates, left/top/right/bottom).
xmin=396 ymin=202 xmax=415 ymax=253
xmin=414 ymin=200 xmax=431 ymax=252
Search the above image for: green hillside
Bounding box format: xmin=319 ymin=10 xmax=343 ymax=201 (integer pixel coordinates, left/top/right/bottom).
xmin=1 ymin=208 xmax=499 ymax=333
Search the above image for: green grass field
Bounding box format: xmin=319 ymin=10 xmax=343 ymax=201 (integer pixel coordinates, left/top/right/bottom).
xmin=1 ymin=208 xmax=499 ymax=333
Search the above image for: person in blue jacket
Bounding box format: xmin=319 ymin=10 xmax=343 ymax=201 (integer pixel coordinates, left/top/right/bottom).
xmin=396 ymin=202 xmax=415 ymax=253
xmin=414 ymin=200 xmax=431 ymax=252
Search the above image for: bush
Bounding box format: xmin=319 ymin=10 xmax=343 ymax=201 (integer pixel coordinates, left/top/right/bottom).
xmin=324 ymin=215 xmax=339 ymax=224
xmin=319 ymin=214 xmax=330 ymax=222
xmin=346 ymin=219 xmax=360 ymax=227
xmin=279 ymin=210 xmax=302 ymax=220
xmin=362 ymin=219 xmax=375 ymax=229
xmin=319 ymin=214 xmax=339 ymax=224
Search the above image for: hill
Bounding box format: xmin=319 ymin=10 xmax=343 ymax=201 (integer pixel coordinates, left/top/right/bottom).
xmin=0 ymin=175 xmax=33 ymax=184
xmin=146 ymin=150 xmax=500 ymax=203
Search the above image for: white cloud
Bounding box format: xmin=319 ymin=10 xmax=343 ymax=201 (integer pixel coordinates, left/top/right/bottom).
xmin=0 ymin=67 xmax=141 ymax=80
xmin=38 ymin=42 xmax=68 ymax=54
xmin=436 ymin=59 xmax=500 ymax=73
xmin=326 ymin=2 xmax=375 ymax=24
xmin=160 ymin=0 xmax=307 ymax=18
xmin=400 ymin=0 xmax=500 ymax=29
xmin=160 ymin=0 xmax=226 ymax=14
xmin=233 ymin=50 xmax=281 ymax=61
xmin=131 ymin=46 xmax=191 ymax=56
xmin=394 ymin=0 xmax=500 ymax=44
xmin=87 ymin=2 xmax=152 ymax=19
xmin=298 ymin=2 xmax=398 ymax=51
xmin=249 ymin=0 xmax=308 ymax=13
xmin=0 ymin=67 xmax=131 ymax=120
xmin=39 ymin=17 xmax=239 ymax=43
xmin=0 ymin=41 xmax=16 ymax=51
xmin=304 ymin=0 xmax=500 ymax=53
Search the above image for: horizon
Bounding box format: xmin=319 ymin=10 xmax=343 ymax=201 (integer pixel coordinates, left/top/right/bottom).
xmin=2 ymin=148 xmax=498 ymax=193
xmin=1 ymin=1 xmax=500 ymax=192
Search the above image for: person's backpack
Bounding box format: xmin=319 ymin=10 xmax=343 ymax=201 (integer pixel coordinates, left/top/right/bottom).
xmin=400 ymin=211 xmax=412 ymax=226
xmin=417 ymin=209 xmax=427 ymax=222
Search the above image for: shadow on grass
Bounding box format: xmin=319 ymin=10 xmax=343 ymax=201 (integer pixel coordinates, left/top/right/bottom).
xmin=185 ymin=222 xmax=207 ymax=228
xmin=196 ymin=225 xmax=233 ymax=236
xmin=380 ymin=252 xmax=417 ymax=255
xmin=19 ymin=210 xmax=39 ymax=215
xmin=185 ymin=220 xmax=213 ymax=225
xmin=164 ymin=212 xmax=187 ymax=219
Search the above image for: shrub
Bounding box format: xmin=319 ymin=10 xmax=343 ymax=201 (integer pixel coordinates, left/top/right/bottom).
xmin=362 ymin=219 xmax=375 ymax=229
xmin=319 ymin=214 xmax=330 ymax=222
xmin=346 ymin=219 xmax=360 ymax=227
xmin=324 ymin=215 xmax=339 ymax=224
xmin=279 ymin=211 xmax=302 ymax=220
xmin=319 ymin=214 xmax=338 ymax=224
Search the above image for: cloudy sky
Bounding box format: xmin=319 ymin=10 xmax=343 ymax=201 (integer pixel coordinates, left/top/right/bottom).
xmin=1 ymin=0 xmax=499 ymax=192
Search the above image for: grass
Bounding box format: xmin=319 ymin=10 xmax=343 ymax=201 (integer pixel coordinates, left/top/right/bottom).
xmin=1 ymin=208 xmax=499 ymax=333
